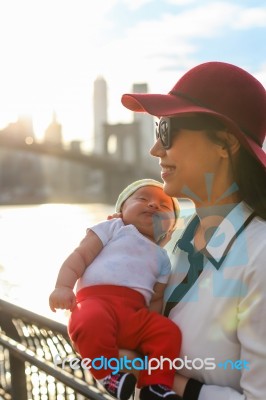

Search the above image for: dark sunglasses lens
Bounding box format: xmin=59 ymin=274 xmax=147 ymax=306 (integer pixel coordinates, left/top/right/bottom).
xmin=160 ymin=119 xmax=170 ymax=148
xmin=155 ymin=122 xmax=160 ymax=140
xmin=155 ymin=118 xmax=171 ymax=148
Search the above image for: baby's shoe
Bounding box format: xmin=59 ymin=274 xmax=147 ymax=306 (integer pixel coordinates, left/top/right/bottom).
xmin=140 ymin=384 xmax=180 ymax=400
xmin=102 ymin=372 xmax=137 ymax=400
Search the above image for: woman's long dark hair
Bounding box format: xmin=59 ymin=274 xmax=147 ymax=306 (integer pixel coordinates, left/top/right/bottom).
xmin=175 ymin=114 xmax=266 ymax=219
xmin=233 ymin=146 xmax=266 ymax=220
xmin=206 ymin=128 xmax=266 ymax=220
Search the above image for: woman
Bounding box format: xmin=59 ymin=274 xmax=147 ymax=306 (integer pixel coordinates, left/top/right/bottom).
xmin=120 ymin=62 xmax=266 ymax=400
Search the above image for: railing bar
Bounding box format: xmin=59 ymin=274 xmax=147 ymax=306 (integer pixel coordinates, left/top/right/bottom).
xmin=0 ymin=299 xmax=68 ymax=335
xmin=0 ymin=334 xmax=107 ymax=400
xmin=46 ymin=330 xmax=72 ymax=358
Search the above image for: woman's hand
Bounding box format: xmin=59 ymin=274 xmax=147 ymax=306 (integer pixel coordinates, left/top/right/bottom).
xmin=107 ymin=212 xmax=122 ymax=220
xmin=118 ymin=350 xmax=190 ymax=398
xmin=173 ymin=372 xmax=189 ymax=397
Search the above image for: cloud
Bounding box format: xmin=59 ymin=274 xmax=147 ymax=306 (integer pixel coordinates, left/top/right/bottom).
xmin=232 ymin=7 xmax=266 ymax=29
xmin=255 ymin=63 xmax=266 ymax=86
xmin=122 ymin=0 xmax=153 ymax=11
xmin=107 ymin=2 xmax=266 ymax=76
xmin=167 ymin=0 xmax=197 ymax=5
xmin=103 ymin=0 xmax=266 ymax=122
xmin=0 ymin=0 xmax=265 ymax=137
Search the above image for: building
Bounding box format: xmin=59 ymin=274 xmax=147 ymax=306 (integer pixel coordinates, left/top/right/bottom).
xmin=99 ymin=81 xmax=158 ymax=174
xmin=93 ymin=76 xmax=108 ymax=154
xmin=44 ymin=111 xmax=63 ymax=146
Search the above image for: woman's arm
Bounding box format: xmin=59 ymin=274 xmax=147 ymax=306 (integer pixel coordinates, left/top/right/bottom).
xmin=176 ymin=247 xmax=266 ymax=400
xmin=49 ymin=230 xmax=103 ymax=312
xmin=149 ymin=282 xmax=167 ymax=313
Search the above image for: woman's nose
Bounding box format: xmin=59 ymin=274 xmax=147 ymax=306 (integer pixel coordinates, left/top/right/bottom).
xmin=150 ymin=139 xmax=165 ymax=156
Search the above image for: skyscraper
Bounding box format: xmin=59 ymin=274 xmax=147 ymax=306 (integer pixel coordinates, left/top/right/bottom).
xmin=93 ymin=76 xmax=108 ymax=154
xmin=132 ymin=83 xmax=156 ymax=168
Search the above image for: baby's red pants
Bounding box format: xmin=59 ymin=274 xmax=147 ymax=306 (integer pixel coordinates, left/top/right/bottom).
xmin=68 ymin=285 xmax=181 ymax=388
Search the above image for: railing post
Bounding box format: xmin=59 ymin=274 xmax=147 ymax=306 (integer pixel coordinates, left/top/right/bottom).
xmin=9 ymin=354 xmax=28 ymax=400
xmin=0 ymin=309 xmax=28 ymax=399
xmin=0 ymin=299 xmax=109 ymax=400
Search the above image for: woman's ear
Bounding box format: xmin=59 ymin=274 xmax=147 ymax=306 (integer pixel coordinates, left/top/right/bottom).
xmin=216 ymin=131 xmax=240 ymax=157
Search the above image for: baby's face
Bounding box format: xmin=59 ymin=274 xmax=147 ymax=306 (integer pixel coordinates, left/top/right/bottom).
xmin=121 ymin=186 xmax=176 ymax=242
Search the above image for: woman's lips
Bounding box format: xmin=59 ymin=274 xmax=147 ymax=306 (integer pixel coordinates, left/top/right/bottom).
xmin=160 ymin=164 xmax=175 ymax=179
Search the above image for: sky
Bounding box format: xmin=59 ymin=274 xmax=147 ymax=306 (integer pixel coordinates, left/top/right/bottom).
xmin=0 ymin=0 xmax=265 ymax=147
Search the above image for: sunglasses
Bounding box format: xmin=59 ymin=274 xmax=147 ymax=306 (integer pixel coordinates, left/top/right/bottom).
xmin=155 ymin=115 xmax=225 ymax=149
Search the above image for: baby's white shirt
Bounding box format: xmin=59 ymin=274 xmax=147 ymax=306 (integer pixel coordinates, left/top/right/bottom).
xmin=76 ymin=218 xmax=171 ymax=305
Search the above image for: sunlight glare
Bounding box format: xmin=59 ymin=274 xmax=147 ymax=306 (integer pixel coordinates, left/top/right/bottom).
xmin=0 ymin=0 xmax=118 ymax=141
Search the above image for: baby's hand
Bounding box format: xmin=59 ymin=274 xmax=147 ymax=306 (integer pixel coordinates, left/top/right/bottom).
xmin=159 ymin=230 xmax=174 ymax=247
xmin=107 ymin=212 xmax=122 ymax=220
xmin=49 ymin=287 xmax=76 ymax=312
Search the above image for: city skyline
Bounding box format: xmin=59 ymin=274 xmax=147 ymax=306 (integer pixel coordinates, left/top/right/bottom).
xmin=0 ymin=0 xmax=265 ymax=145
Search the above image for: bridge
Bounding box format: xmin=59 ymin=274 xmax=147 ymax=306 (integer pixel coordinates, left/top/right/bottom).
xmin=0 ymin=135 xmax=160 ymax=204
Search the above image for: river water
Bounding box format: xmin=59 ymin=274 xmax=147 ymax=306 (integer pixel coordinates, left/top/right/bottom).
xmin=0 ymin=201 xmax=194 ymax=325
xmin=0 ymin=203 xmax=115 ymax=324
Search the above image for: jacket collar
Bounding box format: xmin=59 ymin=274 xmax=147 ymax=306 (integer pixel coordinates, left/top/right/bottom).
xmin=203 ymin=202 xmax=255 ymax=269
xmin=175 ymin=202 xmax=255 ymax=270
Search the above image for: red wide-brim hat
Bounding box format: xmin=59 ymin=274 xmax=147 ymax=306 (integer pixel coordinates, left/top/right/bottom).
xmin=121 ymin=61 xmax=266 ymax=168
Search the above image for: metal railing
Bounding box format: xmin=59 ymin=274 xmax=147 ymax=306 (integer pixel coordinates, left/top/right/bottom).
xmin=0 ymin=299 xmax=110 ymax=400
